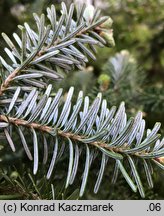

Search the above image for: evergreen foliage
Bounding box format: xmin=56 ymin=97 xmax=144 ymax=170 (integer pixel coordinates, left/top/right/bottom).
xmin=0 ymin=2 xmax=163 ymax=199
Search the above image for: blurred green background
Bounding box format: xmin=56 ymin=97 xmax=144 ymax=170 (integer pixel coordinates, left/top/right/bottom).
xmin=0 ymin=0 xmax=163 ymax=199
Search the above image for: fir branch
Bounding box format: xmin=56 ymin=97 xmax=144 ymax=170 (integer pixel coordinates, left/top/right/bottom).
xmin=0 ymin=2 xmax=114 ymax=96
xmin=0 ymin=114 xmax=143 ymax=157
xmin=0 ymin=2 xmax=163 ymax=199
xmin=0 ymin=86 xmax=163 ymax=197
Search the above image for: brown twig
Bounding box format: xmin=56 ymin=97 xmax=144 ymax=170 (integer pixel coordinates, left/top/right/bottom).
xmin=0 ymin=114 xmax=141 ymax=157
